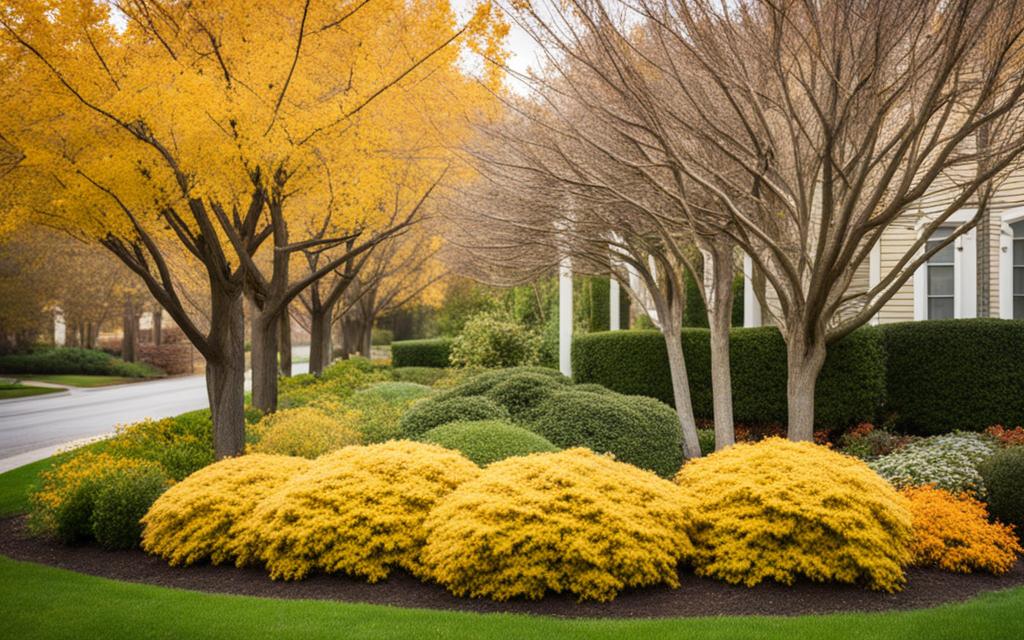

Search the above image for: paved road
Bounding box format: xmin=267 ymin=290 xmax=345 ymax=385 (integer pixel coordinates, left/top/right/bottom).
xmin=0 ymin=351 xmax=309 ymax=473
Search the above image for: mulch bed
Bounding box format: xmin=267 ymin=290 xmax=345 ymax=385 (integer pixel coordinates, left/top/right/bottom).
xmin=2 ymin=515 xmax=1022 ymax=619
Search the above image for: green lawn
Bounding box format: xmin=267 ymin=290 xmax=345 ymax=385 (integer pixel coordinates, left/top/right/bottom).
xmin=14 ymin=374 xmax=143 ymax=387
xmin=2 ymin=453 xmax=1022 ymax=639
xmin=0 ymin=557 xmax=1021 ymax=640
xmin=0 ymin=383 xmax=62 ymax=399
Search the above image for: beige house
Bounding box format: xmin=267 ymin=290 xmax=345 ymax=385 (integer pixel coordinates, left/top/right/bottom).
xmin=742 ymin=176 xmax=1024 ymax=327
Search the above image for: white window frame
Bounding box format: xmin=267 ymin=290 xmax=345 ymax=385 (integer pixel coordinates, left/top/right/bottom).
xmin=999 ymin=206 xmax=1024 ymax=320
xmin=914 ymin=210 xmax=977 ymax=320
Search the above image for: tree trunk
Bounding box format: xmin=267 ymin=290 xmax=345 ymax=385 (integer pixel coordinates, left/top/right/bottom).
xmin=121 ymin=301 xmax=139 ymax=362
xmin=703 ymin=244 xmax=736 ymax=450
xmin=785 ymin=333 xmax=828 ymax=442
xmin=206 ymin=287 xmax=247 ymax=459
xmin=663 ymin=329 xmax=703 ymax=459
xmin=360 ymin=318 xmax=372 ymax=358
xmin=308 ymin=302 xmax=335 ymax=376
xmin=152 ymin=310 xmax=162 ymax=345
xmin=279 ymin=310 xmax=292 ymax=377
xmin=250 ymin=307 xmax=279 ymax=414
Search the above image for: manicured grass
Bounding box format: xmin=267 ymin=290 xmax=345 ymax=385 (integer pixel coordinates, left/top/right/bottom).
xmin=0 ymin=556 xmax=1020 ymax=640
xmin=14 ymin=374 xmax=143 ymax=387
xmin=0 ymin=383 xmax=62 ymax=399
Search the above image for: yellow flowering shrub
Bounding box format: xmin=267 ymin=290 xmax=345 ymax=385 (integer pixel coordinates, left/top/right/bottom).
xmin=676 ymin=438 xmax=913 ymax=592
xmin=901 ymin=485 xmax=1022 ymax=575
xmin=237 ymin=441 xmax=479 ymax=581
xmin=248 ymin=407 xmax=361 ymax=458
xmin=140 ymin=454 xmax=311 ymax=566
xmin=420 ymin=448 xmax=694 ymax=602
xmin=29 ymin=452 xmax=169 ymax=544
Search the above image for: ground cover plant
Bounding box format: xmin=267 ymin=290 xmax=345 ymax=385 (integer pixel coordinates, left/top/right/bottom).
xmin=870 ymin=432 xmax=999 ymax=496
xmin=418 ymin=420 xmax=559 ymax=465
xmin=420 ymin=448 xmax=694 ymax=602
xmin=676 ymin=439 xmax=913 ymax=592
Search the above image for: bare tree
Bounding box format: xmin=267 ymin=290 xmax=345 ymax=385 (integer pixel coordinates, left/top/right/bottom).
xmin=489 ymin=0 xmax=1024 ymax=441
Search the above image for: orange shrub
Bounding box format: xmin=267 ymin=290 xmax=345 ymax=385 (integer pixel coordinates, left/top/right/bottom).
xmin=985 ymin=425 xmax=1024 ymax=447
xmin=901 ymin=485 xmax=1021 ymax=575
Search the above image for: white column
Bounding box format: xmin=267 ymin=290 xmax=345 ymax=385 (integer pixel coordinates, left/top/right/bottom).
xmin=53 ymin=308 xmax=66 ymax=346
xmin=609 ymin=278 xmax=620 ymax=331
xmin=559 ymin=257 xmax=573 ymax=377
xmin=742 ymin=253 xmax=762 ymax=327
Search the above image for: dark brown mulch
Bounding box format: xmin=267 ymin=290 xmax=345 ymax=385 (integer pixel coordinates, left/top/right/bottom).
xmin=2 ymin=515 xmax=1022 ymax=619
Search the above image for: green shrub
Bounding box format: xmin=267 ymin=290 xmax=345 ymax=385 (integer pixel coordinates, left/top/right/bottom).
xmin=105 ymin=412 xmax=214 ymax=481
xmin=419 ymin=420 xmax=559 ymax=465
xmin=371 ymin=328 xmax=394 ymax=346
xmin=572 ymin=327 xmax=886 ymax=428
xmin=0 ymin=347 xmax=162 ymax=378
xmin=278 ymin=362 xmax=384 ymax=408
xmin=530 ymin=389 xmax=683 ymax=478
xmin=698 ymin=428 xmax=715 ymax=456
xmin=399 ymin=396 xmax=509 ymax=438
xmin=870 ymin=432 xmax=999 ymax=496
xmin=439 ymin=366 xmax=569 ymax=399
xmin=391 ymin=338 xmax=453 ymax=368
xmin=449 ymin=313 xmax=541 ymax=368
xmin=572 ymin=383 xmax=616 ymax=396
xmin=483 ymin=372 xmax=565 ymax=422
xmin=354 ymin=381 xmax=433 ymax=405
xmin=878 ymin=320 xmax=1024 ymax=434
xmin=390 ymin=367 xmax=449 ymax=386
xmin=979 ymin=447 xmax=1024 ymax=532
xmin=90 ymin=465 xmax=171 ymax=550
xmin=839 ymin=424 xmax=914 ymax=461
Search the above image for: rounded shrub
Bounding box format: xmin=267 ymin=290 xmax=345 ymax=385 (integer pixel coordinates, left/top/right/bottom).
xmin=419 ymin=420 xmax=558 ymax=465
xmin=900 ymin=485 xmax=1021 ymax=575
xmin=449 ymin=312 xmax=541 ymax=368
xmin=238 ymin=441 xmax=479 ymax=581
xmin=571 ymin=383 xmax=616 ymax=396
xmin=530 ymin=389 xmax=683 ymax=478
xmin=353 ymin=381 xmax=433 ymax=405
xmin=420 ymin=448 xmax=694 ymax=602
xmin=249 ymin=407 xmax=361 ymax=458
xmin=29 ymin=452 xmax=170 ymax=545
xmin=399 ymin=396 xmax=509 ymax=438
xmin=483 ymin=372 xmax=564 ymax=421
xmin=870 ymin=432 xmax=998 ymax=496
xmin=105 ymin=413 xmax=215 ymax=481
xmin=141 ymin=454 xmax=311 ymax=566
xmin=439 ymin=366 xmax=569 ymax=399
xmin=90 ymin=464 xmax=173 ymax=550
xmin=676 ymin=438 xmax=913 ymax=592
xmin=978 ymin=446 xmax=1024 ymax=532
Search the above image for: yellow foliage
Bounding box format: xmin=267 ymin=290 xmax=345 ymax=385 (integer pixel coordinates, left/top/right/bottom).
xmin=420 ymin=448 xmax=694 ymax=602
xmin=140 ymin=454 xmax=310 ymax=566
xmin=29 ymin=452 xmax=169 ymax=541
xmin=249 ymin=407 xmax=361 ymax=458
xmin=901 ymin=485 xmax=1022 ymax=575
xmin=237 ymin=441 xmax=479 ymax=581
xmin=676 ymin=438 xmax=913 ymax=592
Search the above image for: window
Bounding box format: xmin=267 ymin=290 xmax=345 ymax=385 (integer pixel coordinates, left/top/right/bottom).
xmin=1014 ymin=220 xmax=1024 ymax=319
xmin=926 ymin=227 xmax=955 ymax=320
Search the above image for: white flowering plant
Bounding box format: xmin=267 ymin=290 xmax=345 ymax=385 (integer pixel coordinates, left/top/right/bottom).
xmin=870 ymin=431 xmax=999 ymax=496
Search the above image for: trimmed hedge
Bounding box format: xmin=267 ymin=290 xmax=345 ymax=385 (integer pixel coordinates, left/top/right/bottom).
xmin=439 ymin=366 xmax=569 ymax=399
xmin=391 ymin=339 xmax=453 ymax=368
xmin=572 ymin=327 xmax=886 ymax=428
xmin=878 ymin=320 xmax=1024 ymax=435
xmin=530 ymin=389 xmax=684 ymax=478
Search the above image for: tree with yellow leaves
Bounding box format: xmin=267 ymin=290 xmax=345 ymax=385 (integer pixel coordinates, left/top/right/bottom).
xmin=0 ymin=0 xmax=505 ymax=455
